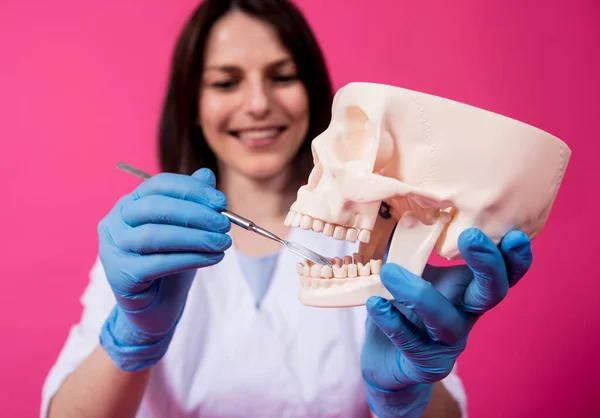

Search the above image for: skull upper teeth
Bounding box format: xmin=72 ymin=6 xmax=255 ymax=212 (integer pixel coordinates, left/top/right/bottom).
xmin=284 ymin=210 xmax=371 ymax=243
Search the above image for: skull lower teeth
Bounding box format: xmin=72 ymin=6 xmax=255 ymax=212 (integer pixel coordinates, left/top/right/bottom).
xmin=296 ymin=254 xmax=383 ymax=279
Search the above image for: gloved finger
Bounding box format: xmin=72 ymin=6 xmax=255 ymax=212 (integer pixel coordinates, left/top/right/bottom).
xmin=133 ymin=170 xmax=227 ymax=211
xmin=380 ymin=264 xmax=467 ymax=344
xmin=361 ymin=314 xmax=405 ymax=390
xmin=366 ymin=296 xmax=424 ymax=355
xmin=459 ymin=228 xmax=509 ymax=314
xmin=499 ymin=230 xmax=532 ymax=287
xmin=114 ymin=224 xmax=232 ymax=254
xmin=105 ymin=251 xmax=225 ymax=295
xmin=139 ymin=251 xmax=226 ymax=280
xmin=191 ymin=167 xmax=217 ymax=187
xmin=121 ymin=195 xmax=231 ymax=233
xmin=421 ymin=264 xmax=474 ymax=307
xmin=364 ymin=311 xmax=393 ymax=348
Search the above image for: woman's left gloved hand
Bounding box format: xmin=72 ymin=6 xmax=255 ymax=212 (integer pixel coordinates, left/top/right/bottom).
xmin=361 ymin=227 xmax=533 ymax=418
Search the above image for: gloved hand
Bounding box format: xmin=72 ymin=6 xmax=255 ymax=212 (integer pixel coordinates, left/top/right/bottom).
xmin=97 ymin=168 xmax=232 ymax=371
xmin=361 ymin=227 xmax=533 ymax=417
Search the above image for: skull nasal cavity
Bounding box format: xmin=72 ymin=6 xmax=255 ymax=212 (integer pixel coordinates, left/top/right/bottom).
xmin=334 ymin=105 xmax=374 ymax=162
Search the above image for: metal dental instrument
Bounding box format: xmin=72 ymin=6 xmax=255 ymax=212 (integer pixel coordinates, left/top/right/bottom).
xmin=116 ymin=162 xmax=333 ymax=267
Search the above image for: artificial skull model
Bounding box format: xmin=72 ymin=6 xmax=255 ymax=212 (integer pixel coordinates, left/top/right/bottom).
xmin=285 ymin=82 xmax=571 ymax=308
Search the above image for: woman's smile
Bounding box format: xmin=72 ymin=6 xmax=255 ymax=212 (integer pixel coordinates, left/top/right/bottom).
xmin=228 ymin=125 xmax=287 ymax=149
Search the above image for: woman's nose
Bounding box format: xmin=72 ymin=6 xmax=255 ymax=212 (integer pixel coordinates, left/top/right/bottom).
xmin=244 ymin=82 xmax=271 ymax=118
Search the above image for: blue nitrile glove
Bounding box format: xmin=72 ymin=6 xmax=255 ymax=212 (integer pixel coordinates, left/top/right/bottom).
xmin=97 ymin=168 xmax=231 ymax=371
xmin=361 ymin=227 xmax=533 ymax=417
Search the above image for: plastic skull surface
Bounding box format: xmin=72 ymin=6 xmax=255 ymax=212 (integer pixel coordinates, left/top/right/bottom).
xmin=285 ymin=82 xmax=571 ymax=308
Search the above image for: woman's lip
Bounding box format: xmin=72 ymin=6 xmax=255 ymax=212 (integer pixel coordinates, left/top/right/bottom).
xmin=239 ymin=137 xmax=278 ymax=149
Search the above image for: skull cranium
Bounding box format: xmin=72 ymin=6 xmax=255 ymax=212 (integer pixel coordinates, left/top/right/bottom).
xmin=285 ymin=82 xmax=571 ymax=308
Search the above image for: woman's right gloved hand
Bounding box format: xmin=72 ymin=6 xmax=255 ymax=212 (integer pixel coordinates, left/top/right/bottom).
xmin=97 ymin=168 xmax=232 ymax=371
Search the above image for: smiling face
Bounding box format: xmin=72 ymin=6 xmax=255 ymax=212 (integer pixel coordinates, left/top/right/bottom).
xmin=198 ymin=11 xmax=310 ymax=181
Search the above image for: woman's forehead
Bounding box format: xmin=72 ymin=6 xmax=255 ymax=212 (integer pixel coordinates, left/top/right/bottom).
xmin=204 ymin=12 xmax=289 ymax=66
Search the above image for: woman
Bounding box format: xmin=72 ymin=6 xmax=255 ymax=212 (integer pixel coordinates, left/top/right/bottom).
xmin=42 ymin=0 xmax=533 ymax=417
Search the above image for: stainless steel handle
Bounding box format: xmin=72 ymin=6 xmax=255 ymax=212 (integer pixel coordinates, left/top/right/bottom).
xmin=222 ymin=211 xmax=283 ymax=243
xmin=221 ymin=210 xmax=254 ymax=230
xmin=117 ymin=162 xmax=151 ymax=180
xmin=251 ymin=225 xmax=284 ymax=244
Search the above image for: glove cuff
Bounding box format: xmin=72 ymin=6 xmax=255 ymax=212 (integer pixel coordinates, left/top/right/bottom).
xmin=364 ymin=380 xmax=434 ymax=418
xmin=99 ymin=305 xmax=180 ymax=372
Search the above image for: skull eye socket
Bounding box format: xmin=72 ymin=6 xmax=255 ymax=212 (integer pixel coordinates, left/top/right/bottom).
xmin=333 ymin=105 xmax=374 ymax=162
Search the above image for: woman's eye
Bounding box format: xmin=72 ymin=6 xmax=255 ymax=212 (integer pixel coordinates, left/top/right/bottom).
xmin=211 ymin=80 xmax=237 ymax=89
xmin=272 ymin=74 xmax=298 ymax=83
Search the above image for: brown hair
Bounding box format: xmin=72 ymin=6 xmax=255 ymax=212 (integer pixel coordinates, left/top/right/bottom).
xmin=157 ymin=0 xmax=333 ymax=185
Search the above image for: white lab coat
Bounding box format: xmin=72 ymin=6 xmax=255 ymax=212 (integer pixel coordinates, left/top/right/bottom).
xmin=41 ymin=227 xmax=467 ymax=417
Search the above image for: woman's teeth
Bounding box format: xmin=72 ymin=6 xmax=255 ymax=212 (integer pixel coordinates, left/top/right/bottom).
xmin=237 ymin=128 xmax=281 ymax=140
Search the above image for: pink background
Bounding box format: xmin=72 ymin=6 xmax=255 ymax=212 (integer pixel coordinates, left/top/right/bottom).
xmin=1 ymin=0 xmax=598 ymax=416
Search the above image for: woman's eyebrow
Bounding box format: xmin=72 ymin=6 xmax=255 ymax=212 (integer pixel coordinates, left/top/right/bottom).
xmin=204 ymin=57 xmax=293 ymax=72
xmin=204 ymin=64 xmax=239 ymax=72
xmin=269 ymin=58 xmax=294 ymax=68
